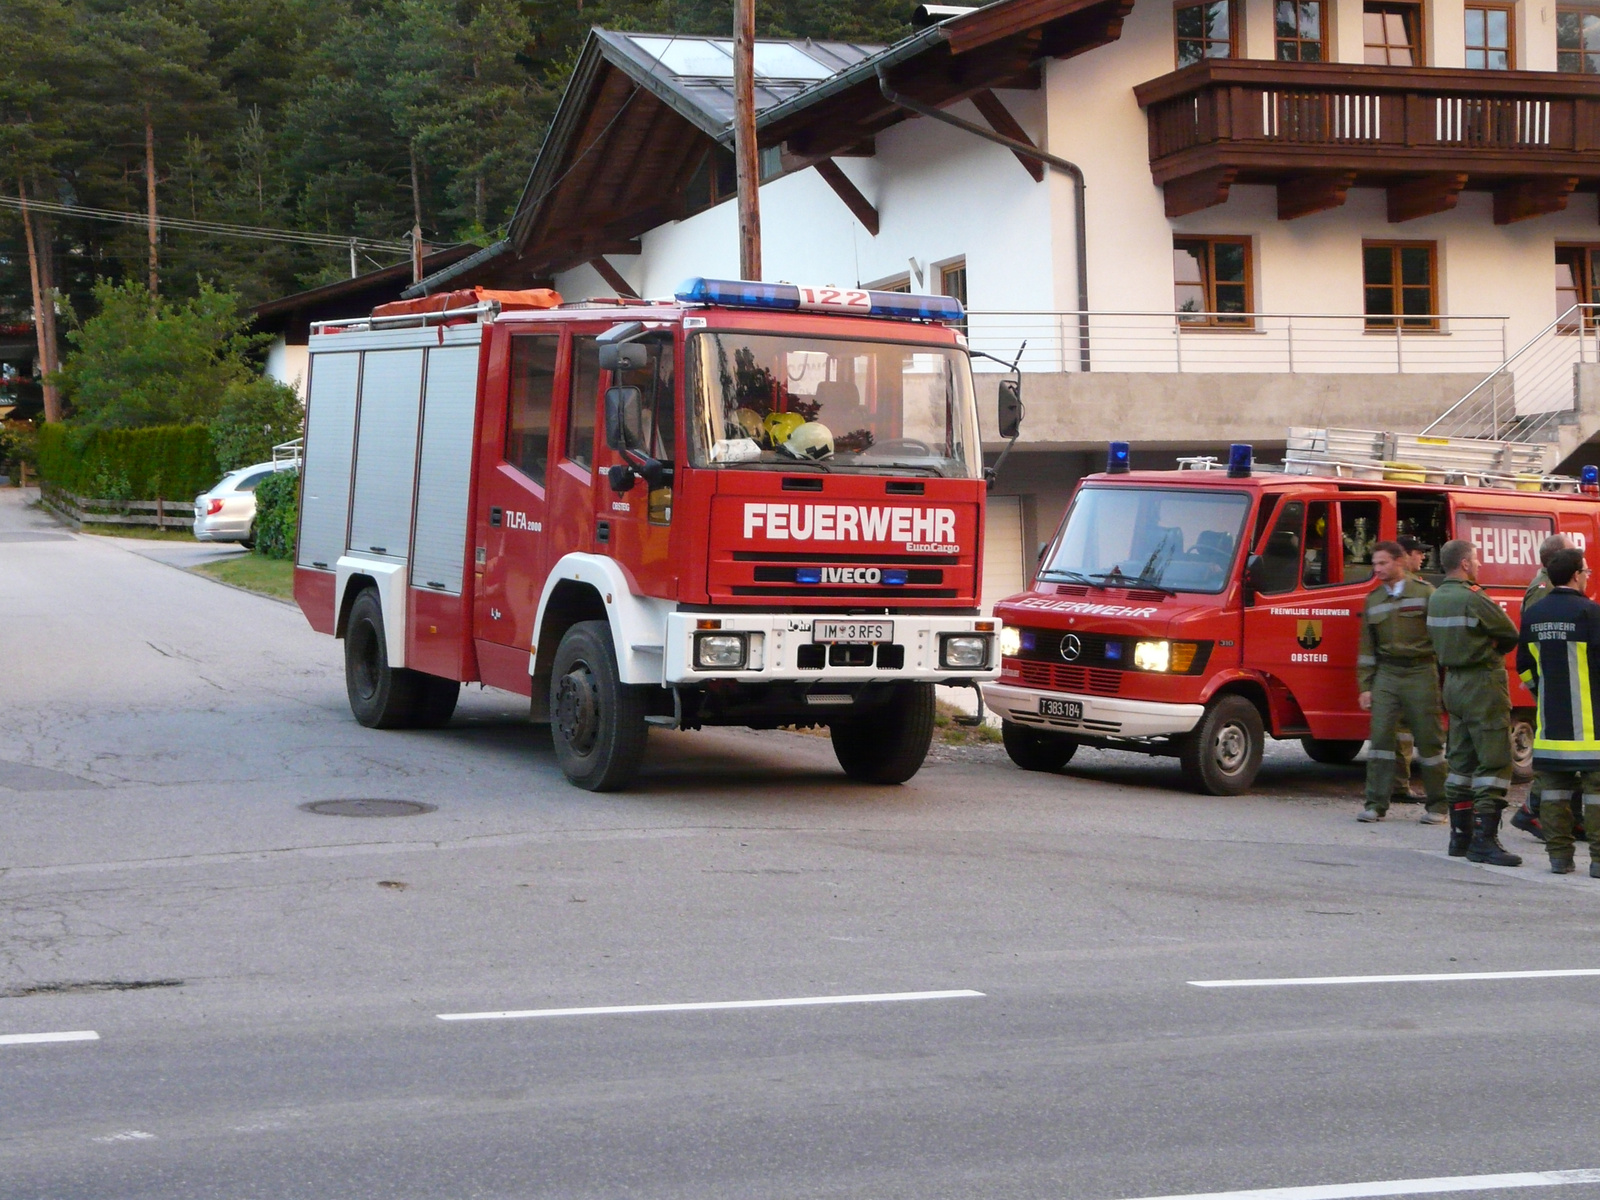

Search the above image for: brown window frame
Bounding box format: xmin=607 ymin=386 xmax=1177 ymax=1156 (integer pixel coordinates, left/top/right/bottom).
xmin=1275 ymin=0 xmax=1328 ymax=60
xmin=1557 ymin=2 xmax=1600 ymax=72
xmin=1464 ymin=0 xmax=1515 ymax=69
xmin=1175 ymin=0 xmax=1240 ymax=67
xmin=1363 ymin=240 xmax=1439 ymax=332
xmin=1363 ymin=0 xmax=1425 ymax=65
xmin=1174 ymin=235 xmax=1255 ymax=329
xmin=1555 ymin=243 xmax=1600 ymax=331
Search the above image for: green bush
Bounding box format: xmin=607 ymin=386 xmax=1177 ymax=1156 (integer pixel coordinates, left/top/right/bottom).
xmin=253 ymin=468 xmax=299 ymax=560
xmin=210 ymin=377 xmax=304 ymax=472
xmin=36 ymin=423 xmax=220 ymax=499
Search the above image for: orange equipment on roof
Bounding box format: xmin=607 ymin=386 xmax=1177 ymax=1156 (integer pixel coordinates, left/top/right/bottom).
xmin=371 ymin=287 xmax=561 ymax=319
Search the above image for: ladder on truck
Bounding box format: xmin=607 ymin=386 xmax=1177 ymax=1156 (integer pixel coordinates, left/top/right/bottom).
xmin=1280 ymin=427 xmax=1573 ymax=490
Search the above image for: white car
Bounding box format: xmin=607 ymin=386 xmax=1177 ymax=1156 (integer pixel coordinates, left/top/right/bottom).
xmin=193 ymin=461 xmax=296 ymax=546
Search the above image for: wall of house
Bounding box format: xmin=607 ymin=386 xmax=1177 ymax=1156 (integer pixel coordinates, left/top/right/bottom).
xmin=264 ymin=337 xmax=309 ymax=398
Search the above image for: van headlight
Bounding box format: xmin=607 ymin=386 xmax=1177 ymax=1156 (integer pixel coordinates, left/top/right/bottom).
xmin=998 ymin=625 xmax=1022 ymax=657
xmin=940 ymin=634 xmax=990 ymax=669
xmin=1133 ymin=640 xmax=1171 ymax=672
xmin=694 ymin=633 xmax=748 ymax=669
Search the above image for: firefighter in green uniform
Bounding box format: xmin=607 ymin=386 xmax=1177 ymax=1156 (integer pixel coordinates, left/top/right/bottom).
xmin=1516 ymin=547 xmax=1600 ymax=874
xmin=1428 ymin=539 xmax=1523 ymax=864
xmin=1511 ymin=533 xmax=1574 ymax=841
xmin=1357 ymin=541 xmax=1448 ymax=822
xmin=1386 ymin=536 xmax=1431 ymax=809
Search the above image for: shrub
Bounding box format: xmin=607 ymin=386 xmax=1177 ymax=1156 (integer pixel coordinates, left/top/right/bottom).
xmin=253 ymin=468 xmax=299 ymax=560
xmin=211 ymin=376 xmax=304 ymax=472
xmin=36 ymin=423 xmax=220 ymax=499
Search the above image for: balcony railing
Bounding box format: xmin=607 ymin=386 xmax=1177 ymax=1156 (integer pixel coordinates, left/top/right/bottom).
xmin=964 ymin=310 xmax=1510 ymax=374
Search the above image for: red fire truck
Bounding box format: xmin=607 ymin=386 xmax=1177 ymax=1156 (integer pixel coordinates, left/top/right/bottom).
xmin=292 ymin=279 xmax=1009 ymax=790
xmin=983 ymin=429 xmax=1600 ymax=794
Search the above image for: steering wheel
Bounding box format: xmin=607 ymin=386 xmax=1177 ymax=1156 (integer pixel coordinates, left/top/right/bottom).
xmin=871 ymin=438 xmax=935 ymax=457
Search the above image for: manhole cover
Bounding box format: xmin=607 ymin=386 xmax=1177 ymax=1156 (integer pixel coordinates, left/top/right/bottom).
xmin=300 ymin=799 xmax=437 ymax=818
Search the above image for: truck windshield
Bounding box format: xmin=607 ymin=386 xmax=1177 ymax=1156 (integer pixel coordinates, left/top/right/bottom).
xmin=1041 ymin=486 xmax=1251 ymax=594
xmin=686 ymin=331 xmax=981 ymax=478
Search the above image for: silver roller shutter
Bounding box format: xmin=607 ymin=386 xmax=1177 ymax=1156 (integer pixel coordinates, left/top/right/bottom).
xmin=410 ymin=346 xmax=480 ymax=594
xmin=348 ymin=348 xmax=425 ymax=559
xmin=297 ymin=351 xmax=360 ymax=571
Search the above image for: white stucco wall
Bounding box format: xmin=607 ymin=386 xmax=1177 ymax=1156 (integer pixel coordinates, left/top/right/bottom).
xmin=265 ymin=337 xmax=309 ymax=398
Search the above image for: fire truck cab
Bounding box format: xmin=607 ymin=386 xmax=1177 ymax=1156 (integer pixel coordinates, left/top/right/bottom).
xmin=293 ymin=279 xmax=1007 ymax=791
xmin=984 ymin=429 xmax=1600 ymax=795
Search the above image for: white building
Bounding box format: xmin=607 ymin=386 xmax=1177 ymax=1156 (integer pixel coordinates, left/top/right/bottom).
xmin=403 ymin=0 xmax=1600 ymax=603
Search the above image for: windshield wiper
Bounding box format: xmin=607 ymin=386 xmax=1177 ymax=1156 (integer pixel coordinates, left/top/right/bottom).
xmin=1110 ymin=573 xmax=1175 ymax=596
xmin=1039 ymin=568 xmax=1105 ymax=588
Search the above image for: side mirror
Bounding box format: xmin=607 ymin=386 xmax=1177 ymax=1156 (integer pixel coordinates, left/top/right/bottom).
xmin=599 ymin=342 xmax=649 ymax=373
xmin=605 ymin=385 xmax=645 ymax=451
xmin=997 ymin=379 xmax=1023 ymax=441
xmin=1243 ymin=553 xmax=1264 ymax=601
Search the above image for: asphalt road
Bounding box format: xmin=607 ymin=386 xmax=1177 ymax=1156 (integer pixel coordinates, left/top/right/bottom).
xmin=3 ymin=488 xmax=1598 ymax=1200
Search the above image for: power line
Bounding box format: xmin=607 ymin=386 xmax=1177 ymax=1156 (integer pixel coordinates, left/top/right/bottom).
xmin=0 ymin=195 xmax=415 ymax=254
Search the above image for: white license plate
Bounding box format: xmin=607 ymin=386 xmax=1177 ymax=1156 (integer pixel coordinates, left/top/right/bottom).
xmin=1039 ymin=697 xmax=1083 ymax=720
xmin=812 ymin=620 xmax=894 ymax=644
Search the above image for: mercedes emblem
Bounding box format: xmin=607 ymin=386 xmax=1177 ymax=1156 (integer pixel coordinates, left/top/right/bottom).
xmin=1060 ymin=633 xmax=1082 ymax=662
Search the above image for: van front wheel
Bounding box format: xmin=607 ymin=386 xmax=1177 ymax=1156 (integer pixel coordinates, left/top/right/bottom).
xmin=1179 ymin=695 xmax=1264 ymax=795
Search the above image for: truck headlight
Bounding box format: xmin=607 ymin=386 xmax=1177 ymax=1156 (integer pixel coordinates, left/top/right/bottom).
xmin=941 ymin=634 xmax=990 ymax=669
xmin=694 ymin=632 xmax=747 ymax=669
xmin=1133 ymin=640 xmax=1171 ymax=672
xmin=998 ymin=625 xmax=1022 ymax=657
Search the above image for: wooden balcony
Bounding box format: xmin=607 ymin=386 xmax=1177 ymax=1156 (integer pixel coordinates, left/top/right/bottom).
xmin=1133 ymin=60 xmax=1600 ymax=222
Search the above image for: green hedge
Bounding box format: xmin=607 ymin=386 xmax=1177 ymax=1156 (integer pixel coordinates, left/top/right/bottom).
xmin=36 ymin=423 xmax=220 ymax=500
xmin=253 ymin=468 xmax=299 ymax=560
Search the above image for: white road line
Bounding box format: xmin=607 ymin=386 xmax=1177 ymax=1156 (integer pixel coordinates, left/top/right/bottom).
xmin=437 ymin=988 xmax=985 ymax=1022
xmin=1189 ymin=968 xmax=1600 ymax=989
xmin=1121 ymin=1168 xmax=1600 ymax=1200
xmin=0 ymin=1030 xmax=100 ymax=1046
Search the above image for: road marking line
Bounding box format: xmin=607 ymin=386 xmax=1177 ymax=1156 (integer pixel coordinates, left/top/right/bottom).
xmin=437 ymin=989 xmax=985 ymax=1022
xmin=1121 ymin=1168 xmax=1600 ymax=1200
xmin=0 ymin=1030 xmax=100 ymax=1046
xmin=1190 ymin=968 xmax=1600 ymax=989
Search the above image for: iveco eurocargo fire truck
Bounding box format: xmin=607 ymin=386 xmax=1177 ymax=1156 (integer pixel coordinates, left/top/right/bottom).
xmin=983 ymin=428 xmax=1600 ymax=795
xmin=293 ymin=279 xmax=1010 ymax=791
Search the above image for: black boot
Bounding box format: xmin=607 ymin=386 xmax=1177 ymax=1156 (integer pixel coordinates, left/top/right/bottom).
xmin=1448 ymin=806 xmax=1474 ymax=857
xmin=1550 ymin=853 xmax=1576 ymax=874
xmin=1466 ymin=810 xmax=1523 ymax=866
xmin=1511 ymin=806 xmax=1546 ymax=841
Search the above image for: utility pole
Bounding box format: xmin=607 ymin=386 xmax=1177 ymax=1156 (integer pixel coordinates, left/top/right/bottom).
xmin=732 ymin=0 xmax=761 ymax=281
xmin=145 ymin=114 xmax=159 ymax=297
xmin=412 ymin=225 xmax=424 ymax=285
xmin=17 ymin=181 xmax=62 ymax=423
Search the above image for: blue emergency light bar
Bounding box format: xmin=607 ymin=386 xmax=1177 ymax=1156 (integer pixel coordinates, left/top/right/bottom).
xmin=1228 ymin=443 xmax=1253 ymax=478
xmin=675 ymin=277 xmax=964 ymax=322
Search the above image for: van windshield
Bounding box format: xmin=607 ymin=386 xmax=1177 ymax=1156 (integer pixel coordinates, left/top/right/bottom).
xmin=686 ymin=331 xmax=981 ymax=478
xmin=1040 ymin=486 xmax=1250 ymax=594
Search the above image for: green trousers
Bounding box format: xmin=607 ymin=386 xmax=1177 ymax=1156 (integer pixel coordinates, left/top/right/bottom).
xmin=1531 ymin=771 xmax=1600 ymax=860
xmin=1442 ymin=666 xmax=1512 ymax=817
xmin=1366 ymin=665 xmax=1447 ymax=813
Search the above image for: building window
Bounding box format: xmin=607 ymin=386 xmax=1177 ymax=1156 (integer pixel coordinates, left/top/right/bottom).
xmin=505 ymin=335 xmax=559 ymax=487
xmin=939 ymin=260 xmax=967 ymax=307
xmin=1555 ymin=245 xmax=1600 ymax=328
xmin=875 ymin=276 xmax=912 ymax=293
xmin=1364 ymin=0 xmax=1423 ymax=64
xmin=1465 ymin=2 xmax=1514 ymax=68
xmin=1176 ymin=0 xmax=1237 ymax=66
xmin=1557 ymin=3 xmax=1600 ymax=71
xmin=1364 ymin=241 xmax=1437 ymax=330
xmin=1174 ymin=237 xmax=1253 ymax=326
xmin=1276 ymin=0 xmax=1326 ymax=60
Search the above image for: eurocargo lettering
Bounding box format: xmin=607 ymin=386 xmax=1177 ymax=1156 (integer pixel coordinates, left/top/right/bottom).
xmin=292 ymin=278 xmax=1012 ymax=792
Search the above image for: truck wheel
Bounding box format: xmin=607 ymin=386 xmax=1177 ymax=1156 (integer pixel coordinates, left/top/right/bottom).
xmin=550 ymin=620 xmax=649 ymax=792
xmin=1179 ymin=695 xmax=1264 ymax=795
xmin=344 ymin=588 xmax=421 ymax=729
xmin=411 ymin=675 xmax=460 ymax=729
xmin=831 ymin=682 xmax=935 ymax=784
xmin=1002 ymin=721 xmax=1078 ymax=772
xmin=1511 ymin=714 xmax=1535 ymax=783
xmin=1300 ymin=737 xmax=1364 ymax=765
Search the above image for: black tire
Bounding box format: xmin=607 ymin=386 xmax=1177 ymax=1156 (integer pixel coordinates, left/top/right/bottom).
xmin=550 ymin=620 xmax=649 ymax=791
xmin=241 ymin=526 xmax=256 ymax=550
xmin=1301 ymin=737 xmax=1365 ymax=765
xmin=1002 ymin=721 xmax=1079 ymax=772
xmin=412 ymin=674 xmax=460 ymax=729
xmin=1179 ymin=694 xmax=1264 ymax=795
xmin=830 ymin=682 xmax=936 ymax=784
xmin=344 ymin=588 xmax=421 ymax=729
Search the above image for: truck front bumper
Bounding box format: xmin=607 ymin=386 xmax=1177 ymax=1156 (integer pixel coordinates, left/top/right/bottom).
xmin=662 ymin=613 xmax=1000 ymax=686
xmin=982 ymin=682 xmax=1204 ymax=739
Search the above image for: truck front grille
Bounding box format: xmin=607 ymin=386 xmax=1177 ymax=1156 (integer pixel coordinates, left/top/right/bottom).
xmin=1017 ymin=661 xmax=1122 ymax=695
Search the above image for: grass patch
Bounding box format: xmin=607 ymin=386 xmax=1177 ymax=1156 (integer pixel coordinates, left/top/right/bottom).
xmin=78 ymin=524 xmax=198 ymax=541
xmin=194 ymin=554 xmax=296 ymax=601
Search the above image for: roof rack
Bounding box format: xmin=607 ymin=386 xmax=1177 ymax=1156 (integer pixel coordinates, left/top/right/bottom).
xmin=311 ymin=302 xmax=499 ymax=334
xmin=1178 ymin=427 xmax=1585 ymax=493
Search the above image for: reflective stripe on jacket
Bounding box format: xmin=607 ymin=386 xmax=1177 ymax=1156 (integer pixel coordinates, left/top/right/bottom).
xmin=1517 ymin=586 xmax=1600 ymax=772
xmin=1357 ymin=576 xmax=1436 ymax=692
xmin=1427 ymin=578 xmax=1519 ymax=669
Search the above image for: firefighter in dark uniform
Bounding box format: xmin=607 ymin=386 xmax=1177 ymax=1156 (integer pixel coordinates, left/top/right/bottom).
xmin=1512 ymin=533 xmax=1574 ymax=841
xmin=1357 ymin=540 xmax=1447 ymax=822
xmin=1428 ymin=538 xmax=1523 ymax=864
xmin=1516 ymin=547 xmax=1600 ymax=875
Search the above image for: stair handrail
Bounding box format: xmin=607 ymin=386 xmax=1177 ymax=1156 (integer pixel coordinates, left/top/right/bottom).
xmin=1421 ymin=303 xmax=1596 ymax=437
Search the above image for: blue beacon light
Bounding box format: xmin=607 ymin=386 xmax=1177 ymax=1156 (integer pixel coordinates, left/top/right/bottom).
xmin=795 ymin=567 xmax=822 ymax=584
xmin=1107 ymin=442 xmax=1131 ymax=474
xmin=1228 ymin=443 xmax=1254 ymax=478
xmin=1584 ymin=465 xmax=1599 ymax=494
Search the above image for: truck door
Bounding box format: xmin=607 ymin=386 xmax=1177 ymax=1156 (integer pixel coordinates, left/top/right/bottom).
xmin=597 ymin=334 xmax=677 ymax=597
xmin=547 ymin=329 xmax=602 ymax=563
xmin=475 ymin=330 xmax=559 ymax=663
xmin=1242 ymin=490 xmax=1392 ymax=740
